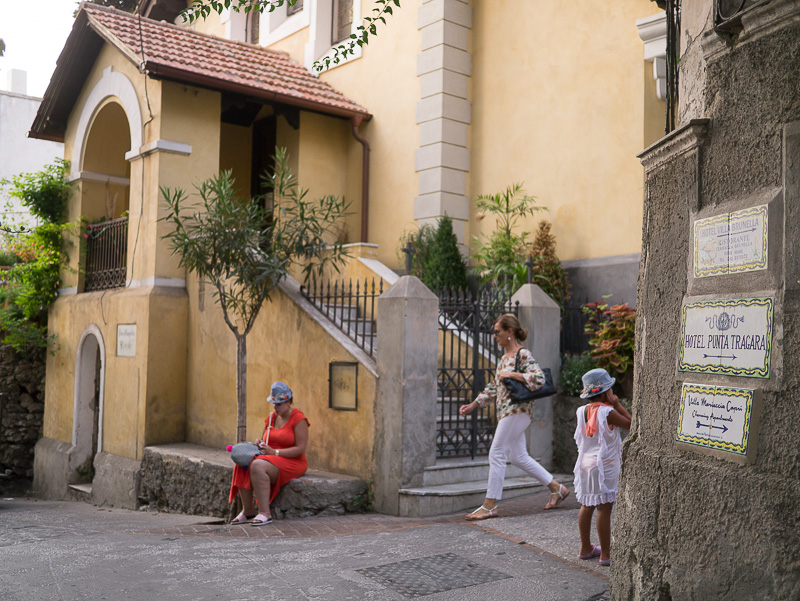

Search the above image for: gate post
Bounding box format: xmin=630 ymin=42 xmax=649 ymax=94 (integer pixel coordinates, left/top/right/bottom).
xmin=374 ymin=276 xmax=438 ymax=515
xmin=512 ymin=284 xmax=561 ymax=470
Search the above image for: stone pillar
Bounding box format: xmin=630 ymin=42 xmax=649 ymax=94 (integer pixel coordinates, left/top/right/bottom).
xmin=512 ymin=284 xmax=560 ymax=469
xmin=612 ymin=6 xmax=800 ymax=598
xmin=415 ymin=0 xmax=472 ymax=249
xmin=373 ymin=276 xmax=438 ymax=515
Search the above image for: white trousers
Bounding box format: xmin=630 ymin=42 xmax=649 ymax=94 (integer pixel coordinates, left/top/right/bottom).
xmin=486 ymin=412 xmax=553 ymax=500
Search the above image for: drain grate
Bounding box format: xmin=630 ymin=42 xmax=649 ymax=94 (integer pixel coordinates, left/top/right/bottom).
xmin=356 ymin=552 xmax=511 ymax=598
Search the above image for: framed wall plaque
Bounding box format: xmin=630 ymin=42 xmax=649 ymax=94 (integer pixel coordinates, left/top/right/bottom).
xmin=329 ymin=361 xmax=358 ymax=410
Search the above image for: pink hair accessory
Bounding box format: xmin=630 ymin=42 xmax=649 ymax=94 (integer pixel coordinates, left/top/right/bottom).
xmin=226 ymin=445 xmax=233 ymax=452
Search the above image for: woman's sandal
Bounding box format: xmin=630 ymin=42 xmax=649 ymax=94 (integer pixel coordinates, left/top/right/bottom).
xmin=543 ymin=484 xmax=570 ymax=510
xmin=598 ymin=558 xmax=611 ymax=567
xmin=578 ymin=545 xmax=602 ymax=560
xmin=251 ymin=513 xmax=273 ymax=526
xmin=464 ymin=505 xmax=498 ymax=521
xmin=230 ymin=512 xmax=257 ymax=525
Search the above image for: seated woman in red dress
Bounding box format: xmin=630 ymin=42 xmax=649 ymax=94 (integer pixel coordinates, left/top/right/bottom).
xmin=229 ymin=381 xmax=310 ymax=526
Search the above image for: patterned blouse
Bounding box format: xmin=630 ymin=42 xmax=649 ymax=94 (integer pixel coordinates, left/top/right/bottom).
xmin=475 ymin=348 xmax=546 ymax=421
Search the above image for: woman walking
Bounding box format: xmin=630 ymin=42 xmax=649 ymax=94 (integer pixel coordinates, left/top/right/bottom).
xmin=459 ymin=313 xmax=569 ymax=520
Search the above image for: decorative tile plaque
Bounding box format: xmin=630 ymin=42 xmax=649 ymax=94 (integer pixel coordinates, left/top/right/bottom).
xmin=678 ymin=297 xmax=773 ymax=378
xmin=677 ymin=383 xmax=755 ymax=457
xmin=694 ymin=204 xmax=767 ymax=278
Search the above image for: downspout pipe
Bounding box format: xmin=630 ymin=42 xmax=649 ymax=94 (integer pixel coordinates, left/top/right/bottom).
xmin=351 ymin=115 xmax=370 ymax=242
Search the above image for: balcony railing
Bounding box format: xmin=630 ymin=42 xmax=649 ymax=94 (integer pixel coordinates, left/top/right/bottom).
xmin=300 ymin=278 xmax=383 ymax=357
xmin=84 ymin=216 xmax=128 ymax=292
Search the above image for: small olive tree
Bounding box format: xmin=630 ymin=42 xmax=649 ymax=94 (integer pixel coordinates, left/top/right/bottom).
xmin=161 ymin=147 xmax=349 ymax=442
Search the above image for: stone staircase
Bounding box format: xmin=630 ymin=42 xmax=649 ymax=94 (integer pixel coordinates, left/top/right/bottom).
xmin=398 ymin=457 xmax=572 ymax=518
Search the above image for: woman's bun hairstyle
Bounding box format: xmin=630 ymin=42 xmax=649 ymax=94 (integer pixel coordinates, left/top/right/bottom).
xmin=496 ymin=313 xmax=528 ymax=341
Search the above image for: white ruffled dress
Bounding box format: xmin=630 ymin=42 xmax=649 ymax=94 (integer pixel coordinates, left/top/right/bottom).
xmin=573 ymin=404 xmax=622 ymax=507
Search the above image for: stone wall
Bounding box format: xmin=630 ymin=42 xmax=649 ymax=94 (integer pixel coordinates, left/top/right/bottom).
xmin=0 ymin=344 xmax=45 ymax=478
xmin=611 ymin=5 xmax=800 ymax=600
xmin=138 ymin=444 xmax=369 ymax=519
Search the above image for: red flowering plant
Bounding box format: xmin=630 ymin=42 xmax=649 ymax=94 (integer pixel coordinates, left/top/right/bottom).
xmin=582 ymin=297 xmax=636 ymax=395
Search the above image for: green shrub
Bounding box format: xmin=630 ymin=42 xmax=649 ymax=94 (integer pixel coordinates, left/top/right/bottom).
xmin=472 ymin=183 xmax=546 ymax=292
xmin=0 ymin=250 xmax=17 ymax=267
xmin=1 ymin=159 xmax=72 ymax=224
xmin=398 ymin=223 xmax=435 ymax=279
xmin=528 ymin=220 xmax=570 ymax=307
xmin=422 ymin=215 xmax=468 ymax=291
xmin=560 ymin=354 xmax=596 ymax=397
xmin=582 ymin=298 xmax=636 ymax=379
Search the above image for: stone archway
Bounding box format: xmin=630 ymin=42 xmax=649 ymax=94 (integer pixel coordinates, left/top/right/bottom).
xmin=70 ymin=325 xmax=106 ymax=484
xmin=71 ymin=66 xmax=142 ymax=181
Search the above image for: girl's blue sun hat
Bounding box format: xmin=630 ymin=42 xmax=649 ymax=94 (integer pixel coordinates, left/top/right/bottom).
xmin=580 ymin=368 xmax=616 ymax=399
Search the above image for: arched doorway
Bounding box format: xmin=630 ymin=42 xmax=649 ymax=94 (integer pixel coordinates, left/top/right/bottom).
xmin=71 ymin=326 xmax=106 ymax=484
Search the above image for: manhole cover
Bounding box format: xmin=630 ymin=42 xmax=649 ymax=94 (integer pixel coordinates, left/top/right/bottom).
xmin=356 ymin=552 xmax=511 ymax=598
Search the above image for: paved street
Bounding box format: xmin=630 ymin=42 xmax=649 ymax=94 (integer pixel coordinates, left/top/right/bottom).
xmin=1 ymin=484 xmax=611 ymax=601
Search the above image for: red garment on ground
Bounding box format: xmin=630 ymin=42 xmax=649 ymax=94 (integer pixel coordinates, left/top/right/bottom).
xmin=228 ymin=408 xmax=309 ymax=504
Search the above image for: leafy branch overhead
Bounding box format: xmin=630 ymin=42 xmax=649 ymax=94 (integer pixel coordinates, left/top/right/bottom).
xmin=181 ymin=0 xmax=400 ymax=72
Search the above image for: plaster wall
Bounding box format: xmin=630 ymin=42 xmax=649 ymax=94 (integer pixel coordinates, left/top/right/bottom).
xmin=44 ymin=286 xmax=188 ymax=461
xmin=612 ymin=7 xmax=800 ymax=599
xmin=183 ymin=274 xmax=377 ymax=481
xmin=265 ymin=0 xmax=421 ymax=267
xmin=470 ymin=1 xmax=659 ymax=264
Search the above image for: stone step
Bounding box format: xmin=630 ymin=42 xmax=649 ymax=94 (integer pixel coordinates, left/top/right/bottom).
xmin=138 ymin=443 xmax=369 ymax=519
xmin=399 ymin=473 xmax=574 ymax=518
xmin=422 ymin=457 xmax=528 ymax=487
xmin=398 ymin=477 xmax=537 ymax=518
xmin=68 ymin=482 xmax=92 ymax=502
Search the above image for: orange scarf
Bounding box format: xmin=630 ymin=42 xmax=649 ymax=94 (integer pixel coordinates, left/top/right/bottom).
xmin=586 ymin=402 xmax=614 ymax=436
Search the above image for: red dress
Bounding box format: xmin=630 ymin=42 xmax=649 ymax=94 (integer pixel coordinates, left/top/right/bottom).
xmin=228 ymin=408 xmax=309 ymax=504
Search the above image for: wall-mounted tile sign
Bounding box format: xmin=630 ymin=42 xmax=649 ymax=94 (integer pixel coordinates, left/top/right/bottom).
xmin=677 ymin=383 xmax=755 ymax=457
xmin=694 ymin=204 xmax=767 ymax=277
xmin=117 ymin=324 xmax=136 ymax=357
xmin=678 ymin=296 xmax=773 ymax=378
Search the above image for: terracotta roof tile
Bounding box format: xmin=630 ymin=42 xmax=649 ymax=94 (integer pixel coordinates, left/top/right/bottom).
xmin=83 ymin=3 xmax=368 ymax=118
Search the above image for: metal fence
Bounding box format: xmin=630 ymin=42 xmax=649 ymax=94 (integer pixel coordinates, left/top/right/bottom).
xmin=560 ymin=295 xmax=590 ymax=355
xmin=84 ymin=216 xmax=128 ymax=292
xmin=300 ymin=278 xmax=383 ymax=357
xmin=436 ymin=286 xmax=519 ymax=459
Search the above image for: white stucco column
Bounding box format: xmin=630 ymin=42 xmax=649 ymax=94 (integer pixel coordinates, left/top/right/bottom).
xmin=415 ymin=0 xmax=472 ymax=248
xmin=637 ymin=11 xmax=667 ymax=100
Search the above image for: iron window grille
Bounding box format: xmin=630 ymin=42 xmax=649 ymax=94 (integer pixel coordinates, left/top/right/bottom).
xmin=84 ymin=216 xmax=128 ymax=292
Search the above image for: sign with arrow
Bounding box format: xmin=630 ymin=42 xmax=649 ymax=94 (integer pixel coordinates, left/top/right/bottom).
xmin=677 ymin=383 xmax=755 ymax=457
xmin=694 ymin=204 xmax=767 ymax=277
xmin=678 ymin=296 xmax=773 ymax=378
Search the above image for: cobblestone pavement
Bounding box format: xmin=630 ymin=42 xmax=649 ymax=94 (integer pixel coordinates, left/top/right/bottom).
xmin=1 ymin=483 xmax=611 ymax=601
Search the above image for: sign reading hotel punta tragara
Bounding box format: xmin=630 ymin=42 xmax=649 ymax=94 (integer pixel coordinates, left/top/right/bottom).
xmin=678 ymin=297 xmax=773 ymax=378
xmin=677 ymin=383 xmax=755 ymax=458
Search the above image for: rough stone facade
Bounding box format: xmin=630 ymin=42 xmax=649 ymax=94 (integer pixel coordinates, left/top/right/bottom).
xmin=612 ymin=4 xmax=800 ymax=600
xmin=0 ymin=344 xmax=45 ymax=478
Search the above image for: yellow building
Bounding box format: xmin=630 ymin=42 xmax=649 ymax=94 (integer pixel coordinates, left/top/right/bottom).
xmin=30 ymin=0 xmax=664 ymax=509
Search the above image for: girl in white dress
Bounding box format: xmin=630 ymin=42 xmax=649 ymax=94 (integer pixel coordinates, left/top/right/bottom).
xmin=574 ymin=368 xmax=631 ymax=566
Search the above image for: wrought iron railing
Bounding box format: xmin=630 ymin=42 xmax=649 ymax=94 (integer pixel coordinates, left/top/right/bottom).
xmin=300 ymin=278 xmax=383 ymax=357
xmin=84 ymin=216 xmax=128 ymax=292
xmin=561 ymin=295 xmax=590 ymax=355
xmin=436 ymin=286 xmax=519 ymax=459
